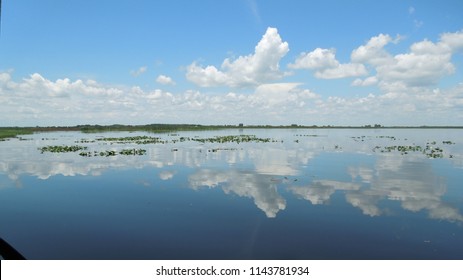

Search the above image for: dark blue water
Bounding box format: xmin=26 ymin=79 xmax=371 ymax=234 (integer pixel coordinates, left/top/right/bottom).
xmin=1 ymin=129 xmax=462 ymax=259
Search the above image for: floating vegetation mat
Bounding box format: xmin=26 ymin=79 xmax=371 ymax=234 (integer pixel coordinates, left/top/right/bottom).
xmin=351 ymin=137 xmax=456 ymax=159
xmin=37 ymin=134 xmax=278 ymax=158
xmin=39 ymin=145 xmax=87 ymax=153
xmin=39 ymin=145 xmax=146 ymax=157
xmin=37 ymin=134 xmax=456 ymax=159
xmin=94 ymin=135 xmax=165 ymax=144
xmin=191 ymin=135 xmax=278 ymax=144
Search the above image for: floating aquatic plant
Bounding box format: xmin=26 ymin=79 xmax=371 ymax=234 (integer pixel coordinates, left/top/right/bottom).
xmin=39 ymin=145 xmax=87 ymax=153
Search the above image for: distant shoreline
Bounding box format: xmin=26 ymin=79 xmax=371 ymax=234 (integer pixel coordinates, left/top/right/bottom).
xmin=1 ymin=124 xmax=463 ymax=139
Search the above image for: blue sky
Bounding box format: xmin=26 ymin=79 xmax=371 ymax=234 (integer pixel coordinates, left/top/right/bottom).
xmin=1 ymin=0 xmax=463 ymax=126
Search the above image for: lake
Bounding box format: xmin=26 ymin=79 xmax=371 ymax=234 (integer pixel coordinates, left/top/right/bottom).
xmin=0 ymin=128 xmax=462 ymax=259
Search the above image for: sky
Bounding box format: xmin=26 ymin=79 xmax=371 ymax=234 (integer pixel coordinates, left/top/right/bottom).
xmin=1 ymin=0 xmax=463 ymax=126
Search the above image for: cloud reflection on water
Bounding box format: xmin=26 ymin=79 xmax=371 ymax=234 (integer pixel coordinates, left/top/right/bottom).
xmin=291 ymin=154 xmax=463 ymax=222
xmin=189 ymin=169 xmax=286 ymax=218
xmin=0 ymin=130 xmax=462 ymax=223
xmin=288 ymin=180 xmax=361 ymax=205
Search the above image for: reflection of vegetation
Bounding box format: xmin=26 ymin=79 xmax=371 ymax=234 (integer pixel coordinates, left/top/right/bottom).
xmin=295 ymin=134 xmax=324 ymax=137
xmin=120 ymin=148 xmax=146 ymax=155
xmin=79 ymin=149 xmax=146 ymax=157
xmin=208 ymin=148 xmax=239 ymax=152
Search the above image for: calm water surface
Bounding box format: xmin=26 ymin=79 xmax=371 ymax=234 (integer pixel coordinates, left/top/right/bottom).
xmin=1 ymin=128 xmax=462 ymax=259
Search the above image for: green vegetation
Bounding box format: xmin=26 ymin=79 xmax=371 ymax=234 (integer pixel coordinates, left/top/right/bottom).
xmin=34 ymin=133 xmax=282 ymax=159
xmin=95 ymin=135 xmax=165 ymax=144
xmin=2 ymin=123 xmax=463 ymax=141
xmin=371 ymin=143 xmax=448 ymax=158
xmin=0 ymin=127 xmax=35 ymax=140
xmin=39 ymin=144 xmax=146 ymax=157
xmin=191 ymin=135 xmax=278 ymax=144
xmin=39 ymin=145 xmax=87 ymax=153
xmin=3 ymin=125 xmax=459 ymax=161
xmin=77 ymin=124 xmax=229 ymax=134
xmin=1 ymin=123 xmax=463 ymax=143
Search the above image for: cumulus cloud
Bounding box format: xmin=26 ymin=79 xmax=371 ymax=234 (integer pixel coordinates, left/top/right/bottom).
xmin=156 ymin=74 xmax=176 ymax=85
xmin=351 ymin=30 xmax=463 ymax=91
xmin=377 ymin=41 xmax=455 ymax=89
xmin=288 ymin=48 xmax=339 ymax=70
xmin=3 ymin=70 xmax=463 ymax=126
xmin=0 ymin=72 xmax=321 ymax=125
xmin=288 ymin=29 xmax=463 ymax=93
xmin=315 ymin=63 xmax=367 ymax=79
xmin=0 ymin=72 xmax=160 ymax=125
xmin=288 ymin=29 xmax=462 ymax=94
xmin=3 ymin=29 xmax=463 ymax=126
xmin=186 ymin=27 xmax=289 ymax=87
xmin=440 ymin=30 xmax=463 ymax=51
xmin=289 ymin=48 xmax=367 ymax=79
xmin=351 ymin=76 xmax=378 ymax=87
xmin=351 ymin=33 xmax=396 ymax=66
xmin=252 ymin=83 xmax=319 ymax=108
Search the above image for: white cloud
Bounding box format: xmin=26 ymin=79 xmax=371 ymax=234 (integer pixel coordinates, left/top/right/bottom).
xmin=130 ymin=66 xmax=147 ymax=77
xmin=186 ymin=27 xmax=289 ymax=87
xmin=289 ymin=30 xmax=462 ymax=91
xmin=350 ymin=30 xmax=463 ymax=92
xmin=351 ymin=76 xmax=378 ymax=87
xmin=377 ymin=40 xmax=454 ymax=89
xmin=0 ymin=72 xmax=320 ymax=125
xmin=156 ymin=75 xmax=176 ymax=85
xmin=351 ymin=33 xmax=396 ymax=66
xmin=288 ymin=48 xmax=338 ymax=70
xmin=289 ymin=48 xmax=367 ymax=79
xmin=3 ymin=27 xmax=463 ymax=127
xmin=252 ymin=83 xmax=319 ymax=108
xmin=315 ymin=63 xmax=367 ymax=79
xmin=440 ymin=30 xmax=463 ymax=52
